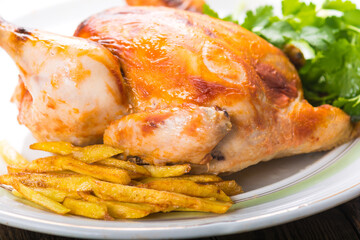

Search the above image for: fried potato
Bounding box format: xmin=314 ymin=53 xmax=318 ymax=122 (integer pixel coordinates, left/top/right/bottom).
xmin=0 ymin=140 xmax=29 ymax=167
xmin=7 ymin=166 xmax=26 ymax=174
xmin=58 ymin=157 xmax=130 ymax=184
xmin=106 ymin=202 xmax=152 ymax=219
xmin=0 ymin=173 xmax=93 ymax=192
xmin=172 ymin=174 xmax=223 ymax=183
xmin=25 ymin=156 xmax=131 ymax=184
xmin=0 ymin=141 xmax=239 ymax=219
xmin=140 ymin=174 xmax=223 ymax=184
xmin=30 ymin=187 xmax=67 ymax=202
xmin=30 ymin=142 xmax=74 ymax=155
xmin=138 ymin=179 xmax=232 ymax=202
xmin=11 ymin=179 xmax=70 ymax=214
xmin=11 ymin=189 xmax=23 ymax=198
xmin=25 ymin=156 xmax=63 ymax=172
xmin=12 ymin=187 xmax=72 ymax=203
xmin=79 ymin=193 xmax=152 ymax=219
xmin=141 ymin=176 xmax=242 ymax=196
xmin=96 ymin=158 xmax=150 ymax=178
xmin=62 ymin=198 xmax=112 ymax=220
xmin=144 ymin=164 xmax=191 ymax=177
xmin=91 ymin=180 xmax=231 ymax=214
xmin=212 ymin=180 xmax=243 ymax=196
xmin=30 ymin=142 xmax=123 ymax=163
xmin=72 ymin=145 xmax=123 ymax=163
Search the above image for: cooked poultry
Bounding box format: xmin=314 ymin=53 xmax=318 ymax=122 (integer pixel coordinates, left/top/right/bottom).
xmin=0 ymin=7 xmax=357 ymax=174
xmin=104 ymin=105 xmax=232 ymax=165
xmin=125 ymin=0 xmax=205 ymax=12
xmin=0 ymin=18 xmax=128 ymax=146
xmin=76 ymin=7 xmax=358 ymax=173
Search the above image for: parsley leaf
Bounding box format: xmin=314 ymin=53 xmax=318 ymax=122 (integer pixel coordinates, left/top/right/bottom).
xmin=343 ymin=10 xmax=360 ymax=26
xmin=300 ymin=26 xmax=335 ymax=50
xmin=203 ymin=4 xmax=220 ymax=18
xmin=334 ymin=96 xmax=360 ymax=121
xmin=242 ymin=6 xmax=274 ymax=31
xmin=258 ymin=21 xmax=297 ymax=47
xmin=323 ymin=0 xmax=356 ymax=12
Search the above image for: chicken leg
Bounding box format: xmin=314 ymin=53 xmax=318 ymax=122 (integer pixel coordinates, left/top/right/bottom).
xmin=0 ymin=18 xmax=128 ymax=145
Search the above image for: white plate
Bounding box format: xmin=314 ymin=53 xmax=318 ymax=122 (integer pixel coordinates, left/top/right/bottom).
xmin=0 ymin=0 xmax=360 ymax=239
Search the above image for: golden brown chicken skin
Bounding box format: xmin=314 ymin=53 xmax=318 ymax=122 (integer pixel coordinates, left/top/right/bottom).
xmin=73 ymin=7 xmax=357 ymax=174
xmin=104 ymin=104 xmax=231 ymax=165
xmin=126 ymin=0 xmax=205 ymax=12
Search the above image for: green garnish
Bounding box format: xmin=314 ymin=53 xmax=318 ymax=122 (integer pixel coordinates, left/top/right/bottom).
xmin=204 ymin=0 xmax=360 ymax=121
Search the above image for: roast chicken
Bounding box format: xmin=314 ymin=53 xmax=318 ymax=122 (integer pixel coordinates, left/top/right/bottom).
xmin=125 ymin=0 xmax=205 ymax=12
xmin=0 ymin=7 xmax=357 ymax=174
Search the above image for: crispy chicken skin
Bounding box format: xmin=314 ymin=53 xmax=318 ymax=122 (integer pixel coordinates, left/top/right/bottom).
xmin=125 ymin=0 xmax=205 ymax=12
xmin=0 ymin=7 xmax=357 ymax=174
xmin=104 ymin=105 xmax=231 ymax=165
xmin=75 ymin=7 xmax=356 ymax=173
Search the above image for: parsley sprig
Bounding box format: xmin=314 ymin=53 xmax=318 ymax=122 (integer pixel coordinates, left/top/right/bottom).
xmin=204 ymin=0 xmax=360 ymax=121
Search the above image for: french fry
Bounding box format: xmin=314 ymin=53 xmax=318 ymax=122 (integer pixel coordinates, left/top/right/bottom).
xmin=72 ymin=145 xmax=123 ymax=163
xmin=11 ymin=189 xmax=23 ymax=198
xmin=79 ymin=193 xmax=152 ymax=219
xmin=57 ymin=157 xmax=131 ymax=184
xmin=30 ymin=187 xmax=67 ymax=202
xmin=172 ymin=174 xmax=223 ymax=183
xmin=0 ymin=140 xmax=29 ymax=167
xmin=30 ymin=142 xmax=74 ymax=155
xmin=11 ymin=179 xmax=70 ymax=214
xmin=138 ymin=179 xmax=232 ymax=202
xmin=7 ymin=166 xmax=26 ymax=174
xmin=0 ymin=141 xmax=239 ymax=219
xmin=144 ymin=164 xmax=191 ymax=177
xmin=25 ymin=156 xmax=131 ymax=184
xmin=12 ymin=187 xmax=71 ymax=203
xmin=63 ymin=191 xmax=83 ymax=200
xmin=0 ymin=173 xmax=93 ymax=192
xmin=211 ymin=180 xmax=243 ymax=196
xmin=91 ymin=180 xmax=231 ymax=214
xmin=141 ymin=177 xmax=241 ymax=196
xmin=106 ymin=202 xmax=152 ymax=219
xmin=25 ymin=156 xmax=63 ymax=172
xmin=30 ymin=142 xmax=123 ymax=163
xmin=62 ymin=198 xmax=112 ymax=220
xmin=96 ymin=158 xmax=150 ymax=178
xmin=140 ymin=174 xmax=223 ymax=184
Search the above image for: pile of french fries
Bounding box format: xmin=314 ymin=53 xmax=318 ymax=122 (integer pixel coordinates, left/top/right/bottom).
xmin=0 ymin=141 xmax=242 ymax=220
